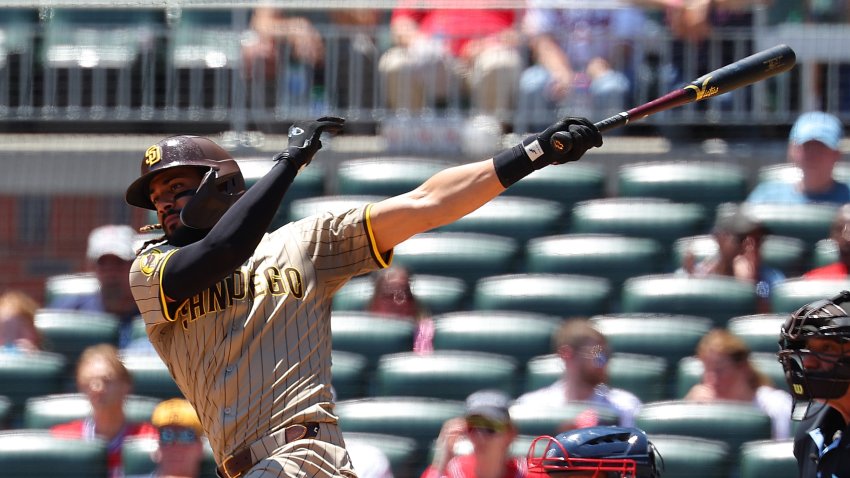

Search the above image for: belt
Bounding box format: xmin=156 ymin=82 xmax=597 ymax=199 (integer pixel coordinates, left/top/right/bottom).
xmin=217 ymin=423 xmax=321 ymax=478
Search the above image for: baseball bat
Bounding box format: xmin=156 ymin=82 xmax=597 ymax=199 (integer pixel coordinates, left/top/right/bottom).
xmin=550 ymin=44 xmax=797 ymax=152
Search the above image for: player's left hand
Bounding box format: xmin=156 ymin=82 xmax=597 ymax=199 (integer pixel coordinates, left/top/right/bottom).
xmin=275 ymin=116 xmax=345 ymax=171
xmin=537 ymin=116 xmax=603 ymax=166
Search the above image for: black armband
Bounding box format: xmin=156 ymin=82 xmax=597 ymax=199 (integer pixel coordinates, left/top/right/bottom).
xmin=492 ymin=136 xmax=545 ymax=188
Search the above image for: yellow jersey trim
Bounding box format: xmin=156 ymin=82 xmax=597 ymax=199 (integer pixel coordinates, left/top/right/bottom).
xmin=157 ymin=248 xmax=180 ymax=322
xmin=365 ymin=203 xmax=392 ymax=269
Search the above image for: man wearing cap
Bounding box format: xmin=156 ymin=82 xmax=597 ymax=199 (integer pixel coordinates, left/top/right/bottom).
xmin=422 ymin=389 xmax=528 ymax=478
xmin=48 ymin=224 xmax=141 ymax=348
xmin=805 ymin=204 xmax=850 ymax=279
xmin=747 ymin=111 xmax=849 ymax=205
xmin=126 ymin=398 xmax=207 ymax=478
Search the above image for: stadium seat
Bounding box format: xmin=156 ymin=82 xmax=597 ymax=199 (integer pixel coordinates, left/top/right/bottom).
xmin=635 ymin=401 xmax=772 ymax=454
xmin=0 ymin=351 xmax=67 ymax=420
xmin=620 ymin=274 xmax=757 ymax=327
xmin=34 ymin=309 xmax=120 ymax=365
xmin=122 ymin=354 xmax=183 ymax=400
xmin=430 ymin=310 xmax=562 ymax=366
xmin=168 ymin=7 xmax=246 ymax=70
xmin=472 ymin=273 xmax=612 ymax=317
xmin=523 ymin=352 xmax=669 ymax=403
xmin=757 ymin=162 xmax=850 ymax=185
xmin=238 ymin=159 xmax=325 ymax=231
xmin=524 ymin=234 xmax=664 ymax=291
xmin=501 ymin=163 xmax=606 ymax=211
xmin=589 ymin=313 xmax=713 ymax=372
xmin=0 ymin=8 xmax=38 ymax=106
xmin=741 ymin=202 xmax=838 ymax=250
xmin=675 ymin=353 xmax=791 ymax=397
xmin=288 ymin=195 xmax=386 ymax=223
xmin=648 ymin=435 xmax=731 ymax=478
xmin=672 ymin=234 xmax=808 ymax=276
xmin=371 ymin=351 xmax=519 ymax=400
xmin=392 ymin=232 xmax=520 ymax=289
xmin=331 ymin=350 xmax=369 ymax=401
xmin=812 ymin=238 xmax=838 ymax=269
xmin=330 ymin=312 xmax=415 ymax=368
xmin=343 ymin=432 xmax=418 ymax=478
xmin=23 ymin=393 xmax=160 ymax=429
xmin=509 ymin=402 xmax=619 ymax=437
xmin=336 ymin=157 xmax=455 ymax=197
xmin=0 ymin=395 xmax=10 ymax=428
xmin=437 ymin=196 xmax=566 ymax=244
xmin=726 ymin=314 xmax=785 ymax=354
xmin=738 ymin=439 xmax=797 ymax=478
xmin=568 ymin=198 xmax=708 ymax=250
xmin=0 ymin=429 xmax=107 ymax=477
xmin=770 ymin=278 xmax=850 ymax=313
xmin=123 ymin=436 xmax=217 ymax=478
xmin=616 ymin=161 xmax=749 ymax=210
xmin=43 ymin=272 xmax=99 ymax=305
xmin=332 ymin=274 xmax=467 ymax=315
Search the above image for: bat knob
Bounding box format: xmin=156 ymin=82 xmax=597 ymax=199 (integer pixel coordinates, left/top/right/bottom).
xmin=550 ymin=131 xmax=573 ymax=153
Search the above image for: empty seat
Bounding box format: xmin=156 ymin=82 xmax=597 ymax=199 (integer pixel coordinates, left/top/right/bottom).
xmin=726 ymin=314 xmax=785 ymax=354
xmin=169 ymin=7 xmax=246 ymax=69
xmin=372 ymin=351 xmax=519 ymax=400
xmin=332 ymin=350 xmax=369 ymax=401
xmin=757 ymin=162 xmax=850 ymax=185
xmin=741 ymin=203 xmax=837 ymax=250
xmin=648 ymin=435 xmax=731 ymax=478
xmin=438 ymin=196 xmax=566 ymax=244
xmin=738 ymin=439 xmax=797 ymax=478
xmin=617 ymin=161 xmax=748 ymax=210
xmin=392 ymin=232 xmax=520 ymax=289
xmin=0 ymin=351 xmax=67 ymax=419
xmin=473 ymin=273 xmax=612 ymax=317
xmin=332 ymin=274 xmax=467 ymax=316
xmin=121 ymin=354 xmax=182 ymax=400
xmin=524 ymin=234 xmax=664 ymax=290
xmin=672 ymin=234 xmax=808 ymax=276
xmin=288 ymin=195 xmax=386 ymax=223
xmin=43 ymin=272 xmax=99 ymax=305
xmin=431 ymin=311 xmax=562 ymax=366
xmin=0 ymin=395 xmax=10 ymax=428
xmin=344 ymin=432 xmax=419 ymax=478
xmin=34 ymin=309 xmax=120 ymax=365
xmin=676 ymin=353 xmax=791 ymax=397
xmin=0 ymin=429 xmax=107 ymax=477
xmin=238 ymin=159 xmax=325 ymax=231
xmin=502 ymin=163 xmax=606 ymax=210
xmin=330 ymin=312 xmax=415 ymax=368
xmin=812 ymin=238 xmax=838 ymax=269
xmin=509 ymin=402 xmax=619 ymax=437
xmin=620 ymin=274 xmax=757 ymax=327
xmin=336 ymin=157 xmax=455 ymax=197
xmin=23 ymin=393 xmax=160 ymax=429
xmin=770 ymin=278 xmax=850 ymax=313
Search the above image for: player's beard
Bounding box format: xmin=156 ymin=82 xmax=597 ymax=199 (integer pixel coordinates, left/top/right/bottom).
xmin=163 ymin=209 xmax=210 ymax=246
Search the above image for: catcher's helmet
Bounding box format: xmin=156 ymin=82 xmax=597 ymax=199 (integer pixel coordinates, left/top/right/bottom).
xmin=125 ymin=135 xmax=245 ymax=230
xmin=527 ymin=426 xmax=660 ymax=478
xmin=779 ymin=290 xmax=850 ymax=419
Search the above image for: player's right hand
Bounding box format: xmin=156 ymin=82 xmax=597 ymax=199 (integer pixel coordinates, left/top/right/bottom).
xmin=537 ymin=116 xmax=603 ymax=166
xmin=275 ymin=116 xmax=345 ymax=171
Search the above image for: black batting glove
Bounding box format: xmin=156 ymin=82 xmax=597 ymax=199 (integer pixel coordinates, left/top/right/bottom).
xmin=493 ymin=116 xmax=602 ymax=187
xmin=274 ymin=116 xmax=345 ymax=171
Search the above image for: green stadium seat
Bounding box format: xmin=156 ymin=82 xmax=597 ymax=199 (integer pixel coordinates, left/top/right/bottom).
xmin=34 ymin=309 xmax=120 ymax=365
xmin=770 ymin=278 xmax=850 ymax=313
xmin=332 ymin=274 xmax=467 ymax=315
xmin=43 ymin=272 xmax=99 ymax=305
xmin=392 ymin=232 xmax=520 ymax=289
xmin=672 ymin=234 xmax=808 ymax=276
xmin=330 ymin=312 xmax=415 ymax=368
xmin=238 ymin=159 xmax=325 ymax=230
xmin=473 ymin=273 xmax=612 ymax=317
xmin=502 ymin=163 xmax=606 ymax=211
xmin=0 ymin=8 xmax=38 ymax=60
xmin=431 ymin=311 xmax=562 ymax=366
xmin=438 ymin=196 xmax=566 ymax=244
xmin=343 ymin=432 xmax=418 ymax=478
xmin=620 ymin=274 xmax=757 ymax=327
xmin=23 ymin=393 xmax=160 ymax=429
xmin=0 ymin=429 xmax=108 ymax=477
xmin=757 ymin=162 xmax=850 ymax=185
xmin=524 ymin=234 xmax=664 ymax=291
xmin=332 ymin=350 xmax=369 ymax=401
xmin=169 ymin=7 xmax=246 ymax=69
xmin=635 ymin=401 xmax=772 ymax=454
xmin=812 ymin=238 xmax=838 ymax=269
xmin=617 ymin=161 xmax=749 ymax=210
xmin=336 ymin=157 xmax=455 ymax=196
xmin=648 ymin=435 xmax=731 ymax=478
xmin=675 ymin=353 xmax=791 ymax=397
xmin=739 ymin=439 xmax=797 ymax=478
xmin=288 ymin=195 xmax=386 ymax=223
xmin=0 ymin=351 xmax=66 ymax=420
xmin=371 ymin=351 xmax=519 ymax=400
xmin=589 ymin=313 xmax=713 ymax=371
xmin=509 ymin=402 xmax=619 ymax=437
xmin=122 ymin=436 xmax=218 ymax=478
xmin=0 ymin=395 xmax=11 ymax=428
xmin=568 ymin=198 xmax=708 ymax=250
xmin=122 ymin=354 xmax=183 ymax=400
xmin=523 ymin=352 xmax=669 ymax=403
xmin=741 ymin=203 xmax=838 ymax=250
xmin=726 ymin=314 xmax=785 ymax=354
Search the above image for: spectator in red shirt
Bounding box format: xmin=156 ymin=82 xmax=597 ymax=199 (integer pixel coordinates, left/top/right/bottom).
xmin=51 ymin=344 xmax=157 ymax=478
xmin=805 ymin=204 xmax=850 ymax=279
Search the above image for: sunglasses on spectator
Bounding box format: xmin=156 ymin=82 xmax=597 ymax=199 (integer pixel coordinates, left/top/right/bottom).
xmin=466 ymin=416 xmax=509 ymax=436
xmin=159 ymin=427 xmax=198 ymax=445
xmin=577 ymin=344 xmax=610 ymax=367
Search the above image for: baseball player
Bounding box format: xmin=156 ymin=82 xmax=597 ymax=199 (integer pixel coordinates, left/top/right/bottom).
xmin=125 ymin=115 xmax=602 ymax=478
xmin=526 ymin=426 xmax=662 ymax=478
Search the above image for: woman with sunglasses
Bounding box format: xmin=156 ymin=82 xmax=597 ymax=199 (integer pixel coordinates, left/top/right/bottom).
xmin=422 ymin=389 xmax=528 ymax=478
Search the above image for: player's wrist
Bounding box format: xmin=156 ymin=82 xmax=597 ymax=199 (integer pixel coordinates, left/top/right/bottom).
xmin=492 ymin=135 xmax=546 ymax=188
xmin=274 ymin=146 xmax=311 ymax=173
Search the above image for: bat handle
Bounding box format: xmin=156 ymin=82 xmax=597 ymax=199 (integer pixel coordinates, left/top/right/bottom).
xmin=547 ymin=111 xmax=630 ymax=152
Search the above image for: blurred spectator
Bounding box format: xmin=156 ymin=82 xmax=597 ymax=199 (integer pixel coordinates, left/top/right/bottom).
xmin=681 ymin=205 xmax=784 ymax=313
xmin=515 ymin=3 xmax=645 ymax=132
xmin=242 ymin=8 xmax=324 ymax=78
xmin=0 ymin=289 xmax=42 ymax=353
xmin=805 ymin=204 xmax=850 ymax=278
xmin=684 ymin=329 xmax=793 ymax=439
xmin=366 ymin=266 xmax=434 ymax=353
xmin=421 ymin=389 xmax=528 ymax=478
xmin=345 ymin=438 xmax=394 ymax=478
xmin=378 ymin=5 xmax=522 ymax=120
xmin=48 ymin=224 xmax=141 ymax=349
xmin=515 ymin=318 xmax=642 ymax=427
xmin=126 ymin=398 xmax=205 ymax=478
xmin=51 ymin=344 xmax=157 ymax=478
xmin=747 ymin=111 xmax=848 ymax=205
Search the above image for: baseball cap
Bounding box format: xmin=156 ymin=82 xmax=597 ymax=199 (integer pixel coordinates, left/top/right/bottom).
xmin=151 ymin=398 xmax=203 ymax=435
xmin=86 ymin=225 xmax=137 ymax=262
xmin=464 ymin=389 xmax=512 ymax=424
xmin=789 ymin=111 xmax=843 ymax=150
